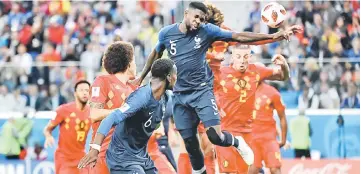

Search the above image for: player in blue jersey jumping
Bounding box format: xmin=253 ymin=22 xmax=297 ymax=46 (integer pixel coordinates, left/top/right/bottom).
xmin=134 ymin=2 xmax=302 ymax=173
xmin=78 ymin=58 xmax=177 ymax=174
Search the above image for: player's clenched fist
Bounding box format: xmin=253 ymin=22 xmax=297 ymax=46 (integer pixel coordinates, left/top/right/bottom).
xmin=272 ymin=54 xmax=286 ymax=66
xmin=78 ymin=149 xmax=99 ymax=169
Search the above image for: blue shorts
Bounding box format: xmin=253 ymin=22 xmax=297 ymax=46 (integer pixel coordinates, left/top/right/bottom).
xmin=109 ymin=165 xmax=157 ymax=174
xmin=172 ymin=88 xmax=221 ymax=138
xmin=106 ymin=150 xmax=156 ymax=174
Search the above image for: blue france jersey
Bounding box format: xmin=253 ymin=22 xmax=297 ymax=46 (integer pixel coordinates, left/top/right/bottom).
xmin=155 ymin=23 xmax=233 ymax=92
xmin=99 ymin=84 xmax=170 ymax=170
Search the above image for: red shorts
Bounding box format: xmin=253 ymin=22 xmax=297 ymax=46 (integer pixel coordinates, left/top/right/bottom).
xmin=55 ymin=153 xmax=87 ymax=174
xmin=251 ymin=138 xmax=281 ymax=168
xmin=215 ymin=132 xmax=252 ymax=174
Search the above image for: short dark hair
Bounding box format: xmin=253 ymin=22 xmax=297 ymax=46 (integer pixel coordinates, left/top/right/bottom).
xmin=74 ymin=80 xmax=90 ymax=91
xmin=151 ymin=58 xmax=175 ymax=80
xmin=189 ymin=2 xmax=207 ymax=14
xmin=103 ymin=41 xmax=134 ymax=74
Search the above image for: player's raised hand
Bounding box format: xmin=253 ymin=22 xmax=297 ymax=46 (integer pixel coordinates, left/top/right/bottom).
xmin=44 ymin=136 xmax=55 ymax=148
xmin=78 ymin=149 xmax=99 ymax=169
xmin=287 ymin=25 xmax=303 ymax=34
xmin=273 ymin=25 xmax=303 ymax=41
xmin=271 ymin=54 xmax=286 ymax=66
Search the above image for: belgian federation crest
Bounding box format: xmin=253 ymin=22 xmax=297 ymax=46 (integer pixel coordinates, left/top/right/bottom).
xmin=237 ymin=79 xmax=247 ymax=88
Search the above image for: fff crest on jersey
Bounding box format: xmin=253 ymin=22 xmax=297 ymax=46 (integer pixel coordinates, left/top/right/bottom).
xmin=237 ymin=79 xmax=247 ymax=88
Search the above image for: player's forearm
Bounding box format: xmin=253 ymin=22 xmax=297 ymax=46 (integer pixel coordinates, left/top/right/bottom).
xmin=232 ymin=32 xmax=277 ymax=44
xmin=97 ymin=110 xmax=126 ymax=136
xmin=244 ymin=37 xmax=283 ymax=45
xmin=280 ymin=61 xmax=290 ymax=81
xmin=92 ymin=133 xmax=106 ymax=146
xmin=140 ymin=49 xmax=163 ymax=81
xmin=279 ymin=112 xmax=288 ymax=143
xmin=43 ymin=124 xmax=55 ymax=138
xmin=89 ymin=108 xmax=115 ymax=122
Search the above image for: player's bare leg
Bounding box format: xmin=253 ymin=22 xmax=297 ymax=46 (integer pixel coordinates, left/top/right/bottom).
xmin=205 ymin=125 xmax=254 ymax=166
xmin=270 ymin=168 xmax=281 ymax=174
xmin=199 ymin=131 xmax=216 ymax=174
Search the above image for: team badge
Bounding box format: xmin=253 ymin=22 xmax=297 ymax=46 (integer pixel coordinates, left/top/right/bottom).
xmin=237 ymin=79 xmax=247 ymax=88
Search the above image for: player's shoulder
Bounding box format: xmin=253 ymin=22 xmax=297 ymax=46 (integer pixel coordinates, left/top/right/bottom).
xmin=248 ymin=63 xmax=269 ymax=73
xmin=57 ymin=102 xmax=75 ymax=112
xmin=158 ymin=24 xmax=178 ymax=38
xmin=127 ymin=84 xmax=151 ymax=102
xmin=93 ymin=74 xmax=113 ymax=84
xmin=201 ymin=23 xmax=220 ymax=33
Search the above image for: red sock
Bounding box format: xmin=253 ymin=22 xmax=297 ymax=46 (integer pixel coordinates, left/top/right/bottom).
xmin=204 ymin=151 xmax=216 ymax=174
xmin=177 ymin=153 xmax=192 ymax=174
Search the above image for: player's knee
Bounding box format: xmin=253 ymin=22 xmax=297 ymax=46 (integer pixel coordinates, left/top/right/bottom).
xmin=206 ymin=127 xmax=223 ymax=145
xmin=183 ymin=136 xmax=201 ymax=154
xmin=270 ymin=167 xmax=281 ymax=174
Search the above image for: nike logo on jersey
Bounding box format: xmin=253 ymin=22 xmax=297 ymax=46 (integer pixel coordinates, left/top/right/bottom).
xmin=170 ymin=40 xmax=178 ymax=43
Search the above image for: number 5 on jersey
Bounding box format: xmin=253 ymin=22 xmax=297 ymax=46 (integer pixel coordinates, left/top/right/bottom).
xmin=211 ymin=99 xmax=219 ymax=115
xmin=170 ymin=40 xmax=177 ymax=55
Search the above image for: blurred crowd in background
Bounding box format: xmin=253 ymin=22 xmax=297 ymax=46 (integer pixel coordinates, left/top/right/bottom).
xmin=0 ymin=0 xmax=359 ymax=162
xmin=0 ymin=0 xmax=359 ymax=116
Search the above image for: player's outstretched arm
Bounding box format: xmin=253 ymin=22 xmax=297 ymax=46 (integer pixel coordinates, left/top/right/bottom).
xmin=231 ymin=25 xmax=302 ymax=44
xmin=133 ymin=28 xmax=167 ymax=86
xmin=136 ymin=49 xmax=164 ymax=85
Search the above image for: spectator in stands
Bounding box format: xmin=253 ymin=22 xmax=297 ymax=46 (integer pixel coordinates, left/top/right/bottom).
xmin=322 ymin=1 xmax=339 ymax=27
xmin=7 ymin=2 xmax=24 ymax=31
xmin=244 ymin=1 xmax=261 ymax=32
xmin=288 ymin=57 xmax=303 ymax=91
xmin=26 ymin=142 xmax=48 ymax=161
xmin=48 ymin=83 xmax=66 ymax=111
xmin=298 ymin=86 xmax=319 ymax=110
xmin=46 ymin=15 xmax=65 ymax=46
xmin=302 ymin=58 xmax=320 ymax=88
xmin=290 ymin=109 xmax=312 ymax=158
xmin=323 ymin=56 xmax=343 ymax=88
xmin=0 ymin=84 xmax=17 ymax=112
xmin=318 ymin=82 xmax=340 ymax=109
xmin=0 ymin=115 xmax=33 ymax=159
xmin=12 ymin=44 xmax=32 ymax=76
xmin=80 ymin=42 xmax=102 ymax=81
xmin=25 ymin=84 xmax=39 ymax=109
xmin=39 ymin=42 xmax=61 ymax=62
xmin=13 ymin=88 xmax=27 ymax=112
xmin=341 ymin=82 xmax=360 ymax=108
xmin=297 ymin=1 xmax=316 ymax=26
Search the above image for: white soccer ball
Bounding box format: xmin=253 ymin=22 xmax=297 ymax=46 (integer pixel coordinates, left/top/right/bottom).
xmin=261 ymin=2 xmax=287 ymax=28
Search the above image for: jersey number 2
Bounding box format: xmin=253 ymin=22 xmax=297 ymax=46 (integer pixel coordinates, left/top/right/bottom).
xmin=239 ymin=90 xmax=247 ymax=103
